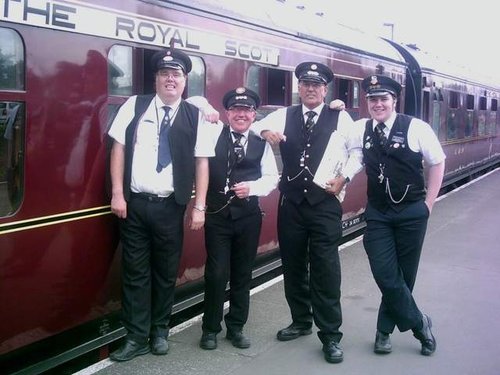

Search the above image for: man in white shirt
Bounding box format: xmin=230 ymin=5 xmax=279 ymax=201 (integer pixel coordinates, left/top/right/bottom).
xmin=251 ymin=62 xmax=363 ymax=364
xmin=108 ymin=48 xmax=214 ymax=362
xmin=195 ymin=87 xmax=278 ymax=351
xmin=358 ymin=74 xmax=444 ymax=357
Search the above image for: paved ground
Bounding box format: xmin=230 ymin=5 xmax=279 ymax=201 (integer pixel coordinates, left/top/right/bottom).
xmin=84 ymin=168 xmax=500 ymax=375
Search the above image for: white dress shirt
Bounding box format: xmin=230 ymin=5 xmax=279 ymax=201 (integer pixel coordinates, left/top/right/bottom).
xmin=108 ymin=94 xmax=215 ymax=196
xmin=210 ymin=123 xmax=279 ymax=197
xmin=250 ymin=103 xmax=364 ymax=202
xmin=358 ymin=112 xmax=446 ymax=166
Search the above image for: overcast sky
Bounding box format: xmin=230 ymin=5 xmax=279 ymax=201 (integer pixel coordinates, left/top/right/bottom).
xmin=300 ymin=0 xmax=498 ymax=77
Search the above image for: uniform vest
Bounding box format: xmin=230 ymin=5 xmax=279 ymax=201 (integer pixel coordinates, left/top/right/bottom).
xmin=279 ymin=105 xmax=339 ymax=205
xmin=362 ymin=114 xmax=425 ymax=212
xmin=207 ymin=126 xmax=265 ymax=219
xmin=123 ymin=95 xmax=199 ymax=205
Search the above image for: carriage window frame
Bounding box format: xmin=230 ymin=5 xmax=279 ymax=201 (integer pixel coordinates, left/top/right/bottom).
xmin=0 ymin=28 xmax=25 ymax=91
xmin=107 ymin=45 xmax=133 ymax=96
xmin=449 ymin=91 xmax=460 ymax=109
xmin=1 ymin=28 xmax=26 ymax=217
xmin=186 ymin=55 xmax=206 ymax=98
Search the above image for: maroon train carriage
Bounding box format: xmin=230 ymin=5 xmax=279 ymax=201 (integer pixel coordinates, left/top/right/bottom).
xmin=0 ymin=0 xmax=499 ymax=373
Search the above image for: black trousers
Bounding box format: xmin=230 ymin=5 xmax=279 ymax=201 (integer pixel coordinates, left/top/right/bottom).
xmin=119 ymin=194 xmax=185 ymax=344
xmin=277 ymin=194 xmax=343 ymax=344
xmin=363 ymin=200 xmax=429 ymax=333
xmin=202 ymin=210 xmax=262 ymax=333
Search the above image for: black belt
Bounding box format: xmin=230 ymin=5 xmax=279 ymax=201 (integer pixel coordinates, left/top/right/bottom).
xmin=130 ymin=192 xmax=174 ymax=203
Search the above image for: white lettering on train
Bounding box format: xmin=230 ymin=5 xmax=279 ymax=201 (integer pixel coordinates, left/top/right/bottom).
xmin=1 ymin=0 xmax=279 ymax=65
xmin=2 ymin=0 xmax=76 ymax=29
xmin=115 ymin=17 xmax=201 ymax=50
xmin=224 ymin=40 xmax=275 ymax=64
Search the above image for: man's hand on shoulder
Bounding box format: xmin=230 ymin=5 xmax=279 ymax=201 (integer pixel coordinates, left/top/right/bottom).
xmin=261 ymin=130 xmax=286 ymax=145
xmin=329 ymin=99 xmax=346 ymax=111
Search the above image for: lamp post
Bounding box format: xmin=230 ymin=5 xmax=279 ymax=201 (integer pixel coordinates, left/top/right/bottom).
xmin=383 ymin=22 xmax=394 ymax=41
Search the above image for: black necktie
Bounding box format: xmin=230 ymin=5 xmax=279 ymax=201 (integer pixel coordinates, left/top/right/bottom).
xmin=232 ymin=131 xmax=245 ymax=163
xmin=305 ymin=111 xmax=317 ymax=131
xmin=156 ymin=105 xmax=172 ymax=173
xmin=375 ymin=122 xmax=388 ymax=147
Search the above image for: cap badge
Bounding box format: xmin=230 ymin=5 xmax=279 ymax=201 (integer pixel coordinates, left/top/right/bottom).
xmin=311 ymin=64 xmax=318 ymax=70
xmin=307 ymin=71 xmax=320 ymax=77
xmin=235 ymin=87 xmax=246 ymax=94
xmin=370 ymin=76 xmax=378 ymax=85
xmin=235 ymin=95 xmax=248 ymax=100
xmin=163 ymin=56 xmax=173 ymax=62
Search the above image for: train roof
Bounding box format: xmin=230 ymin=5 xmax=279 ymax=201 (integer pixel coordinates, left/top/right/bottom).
xmin=393 ymin=42 xmax=500 ymax=90
xmin=166 ymin=0 xmax=406 ymax=65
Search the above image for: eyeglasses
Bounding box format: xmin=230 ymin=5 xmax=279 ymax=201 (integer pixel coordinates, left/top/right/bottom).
xmin=299 ymin=82 xmax=324 ymax=89
xmin=157 ymin=71 xmax=185 ymax=79
xmin=228 ymin=106 xmax=255 ymax=113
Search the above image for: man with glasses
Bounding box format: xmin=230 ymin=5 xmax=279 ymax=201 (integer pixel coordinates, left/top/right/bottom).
xmin=250 ymin=62 xmax=363 ymax=364
xmin=194 ymin=87 xmax=278 ymax=350
xmin=108 ymin=48 xmax=214 ymax=362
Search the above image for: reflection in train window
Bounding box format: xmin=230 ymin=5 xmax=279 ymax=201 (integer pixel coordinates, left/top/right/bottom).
xmin=0 ymin=102 xmax=25 ymax=216
xmin=489 ymin=99 xmax=497 ymax=135
xmin=478 ymin=96 xmax=487 ymax=135
xmin=187 ymin=56 xmax=205 ymax=98
xmin=0 ymin=28 xmax=24 ymax=90
xmin=108 ymin=45 xmax=133 ymax=96
xmin=465 ymin=94 xmax=474 ymax=137
xmin=431 ymin=91 xmax=442 ymax=137
xmin=291 ymin=78 xmax=299 ymax=105
xmin=352 ymin=81 xmax=360 ymax=108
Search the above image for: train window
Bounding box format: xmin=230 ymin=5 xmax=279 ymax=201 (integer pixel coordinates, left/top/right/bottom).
xmin=336 ymin=79 xmax=350 ymax=107
xmin=325 ymin=80 xmax=335 ymax=106
xmin=449 ymin=91 xmax=459 ymax=109
xmin=187 ymin=56 xmax=206 ymax=97
xmin=431 ymin=101 xmax=441 ymax=136
xmin=479 ymin=96 xmax=487 ymax=110
xmin=352 ymin=81 xmax=360 ymax=108
xmin=489 ymin=99 xmax=497 ymax=135
xmin=422 ymin=91 xmax=430 ymax=123
xmin=108 ymin=45 xmax=133 ymax=96
xmin=0 ymin=28 xmax=24 ymax=90
xmin=465 ymin=94 xmax=474 ymax=137
xmin=247 ymin=66 xmax=289 ymax=106
xmin=478 ymin=96 xmax=487 ymax=135
xmin=466 ymin=94 xmax=474 ymax=110
xmin=0 ymin=102 xmax=25 ymax=216
xmin=247 ymin=66 xmax=261 ymax=97
xmin=291 ymin=78 xmax=299 ymax=105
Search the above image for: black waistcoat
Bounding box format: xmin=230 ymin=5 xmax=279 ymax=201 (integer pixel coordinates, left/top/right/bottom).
xmin=279 ymin=105 xmax=339 ymax=205
xmin=362 ymin=114 xmax=425 ymax=212
xmin=123 ymin=95 xmax=199 ymax=205
xmin=207 ymin=126 xmax=266 ymax=219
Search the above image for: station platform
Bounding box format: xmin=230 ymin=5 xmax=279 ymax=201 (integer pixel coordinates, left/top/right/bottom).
xmin=80 ymin=168 xmax=500 ymax=375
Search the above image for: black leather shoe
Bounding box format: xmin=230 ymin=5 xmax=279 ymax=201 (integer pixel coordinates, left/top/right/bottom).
xmin=150 ymin=336 xmax=169 ymax=355
xmin=199 ymin=332 xmax=217 ymax=350
xmin=226 ymin=330 xmax=251 ymax=349
xmin=413 ymin=314 xmax=436 ymax=356
xmin=374 ymin=331 xmax=392 ymax=354
xmin=110 ymin=339 xmax=150 ymax=362
xmin=276 ymin=323 xmax=312 ymax=341
xmin=322 ymin=341 xmax=344 ymax=363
